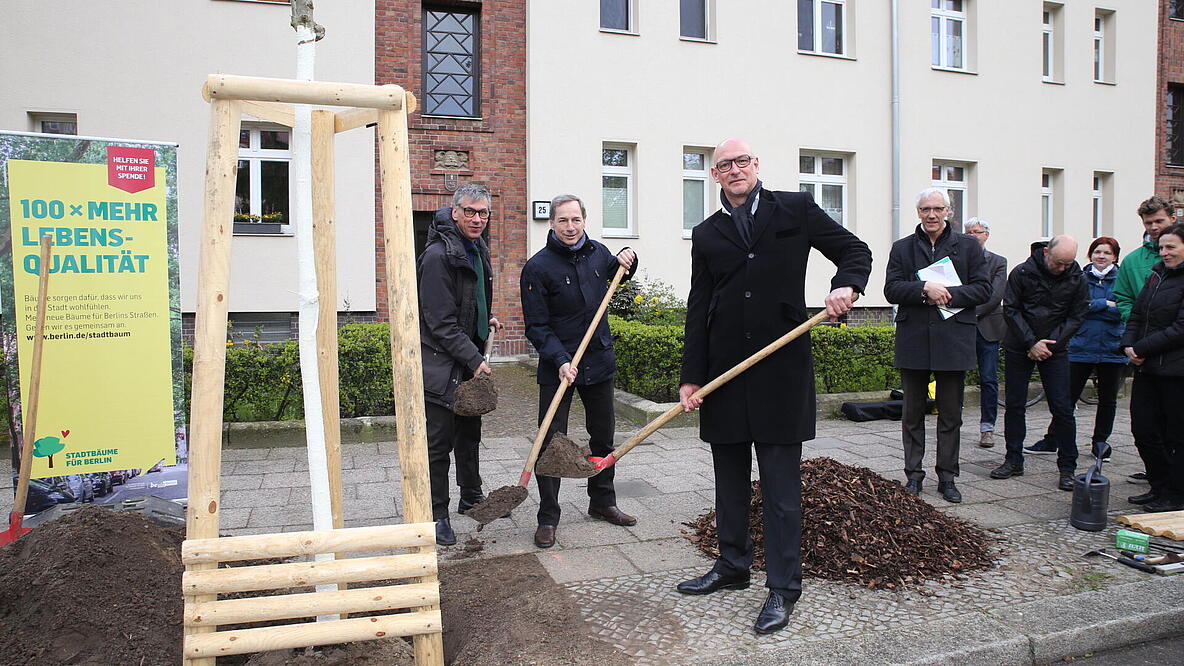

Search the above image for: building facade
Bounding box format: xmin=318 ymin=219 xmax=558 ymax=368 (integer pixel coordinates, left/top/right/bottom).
xmin=1158 ymin=0 xmax=1184 ymax=213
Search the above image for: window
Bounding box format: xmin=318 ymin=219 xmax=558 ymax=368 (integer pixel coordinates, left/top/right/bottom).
xmin=235 ymin=126 xmax=290 ymax=229
xmin=1173 ymin=0 xmax=1184 ymax=20
xmin=931 ymin=1 xmax=966 ymax=70
xmin=1041 ymin=3 xmax=1064 ymax=82
xmin=1092 ymin=172 xmax=1113 ymax=238
xmin=931 ymin=162 xmax=968 ymax=228
xmin=29 ymin=112 xmax=77 ymax=135
xmin=1041 ymin=171 xmax=1053 ymax=237
xmin=228 ymin=313 xmax=292 ymax=344
xmin=1169 ymin=84 xmax=1184 ymax=167
xmin=1093 ymin=10 xmax=1115 ymax=83
xmin=683 ymin=149 xmax=711 ymax=237
xmin=423 ymin=8 xmax=479 ymax=117
xmin=1042 ymin=10 xmax=1052 ymax=80
xmin=602 ymin=144 xmax=634 ymax=237
xmin=680 ymin=0 xmax=709 ymax=40
xmin=798 ymin=0 xmax=846 ymax=55
xmin=799 ymin=153 xmax=847 ymax=227
xmin=601 ymin=0 xmax=633 ymax=32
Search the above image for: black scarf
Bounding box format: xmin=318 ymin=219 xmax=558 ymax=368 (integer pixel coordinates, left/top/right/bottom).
xmin=720 ymin=180 xmax=762 ymax=247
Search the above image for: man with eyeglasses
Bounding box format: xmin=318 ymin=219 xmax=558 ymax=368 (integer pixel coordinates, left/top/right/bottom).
xmin=418 ymin=183 xmax=503 ymax=546
xmin=963 ymin=218 xmax=1007 ymax=448
xmin=676 ymin=138 xmax=871 ymax=635
xmin=885 ymin=191 xmax=992 ymax=505
xmin=990 ymin=235 xmax=1088 ymax=491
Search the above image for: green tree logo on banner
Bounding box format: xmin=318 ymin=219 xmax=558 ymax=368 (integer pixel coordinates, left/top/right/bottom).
xmin=33 ymin=434 xmax=66 ymax=468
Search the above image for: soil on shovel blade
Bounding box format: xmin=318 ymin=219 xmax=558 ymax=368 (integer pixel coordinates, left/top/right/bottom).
xmin=0 ymin=506 xmax=621 ymax=665
xmin=453 ymin=375 xmax=498 ymax=417
xmin=682 ymin=457 xmax=997 ymax=590
xmin=534 ymin=433 xmax=597 ymax=478
xmin=464 ymin=484 xmax=527 ymax=525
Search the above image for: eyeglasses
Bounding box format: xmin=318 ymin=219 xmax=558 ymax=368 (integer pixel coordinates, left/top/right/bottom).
xmin=714 ymin=154 xmax=755 ymax=173
xmin=460 ymin=206 xmax=491 ymax=220
xmin=967 ymin=229 xmax=988 ymax=235
xmin=918 ymin=206 xmax=948 ymax=214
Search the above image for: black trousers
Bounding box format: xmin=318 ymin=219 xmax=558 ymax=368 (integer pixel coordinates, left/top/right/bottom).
xmin=536 ymin=379 xmax=617 ymax=526
xmin=710 ymin=442 xmax=803 ymax=602
xmin=1036 ymin=362 xmax=1124 ymax=446
xmin=1129 ymin=373 xmax=1184 ymax=501
xmin=1003 ymin=350 xmax=1076 ymax=472
xmin=900 ymin=368 xmax=964 ymax=483
xmin=425 ymin=401 xmax=483 ymax=521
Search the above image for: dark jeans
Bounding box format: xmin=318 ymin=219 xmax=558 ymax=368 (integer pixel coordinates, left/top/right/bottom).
xmin=425 ymin=401 xmax=483 ymax=521
xmin=1129 ymin=373 xmax=1184 ymax=501
xmin=900 ymin=368 xmax=964 ymax=483
xmin=710 ymin=442 xmax=803 ymax=602
xmin=976 ymin=332 xmax=999 ymax=431
xmin=536 ymin=379 xmax=617 ymax=526
xmin=1003 ymin=350 xmax=1076 ymax=472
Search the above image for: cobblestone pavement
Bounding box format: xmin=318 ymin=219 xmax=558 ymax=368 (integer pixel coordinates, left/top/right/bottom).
xmin=1 ymin=363 xmax=1179 ymax=663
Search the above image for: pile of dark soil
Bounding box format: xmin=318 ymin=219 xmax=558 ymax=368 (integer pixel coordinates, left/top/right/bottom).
xmin=534 ymin=433 xmax=597 ymax=478
xmin=464 ymin=485 xmax=527 ymax=525
xmin=453 ymin=376 xmax=498 ymax=417
xmin=682 ymin=457 xmax=996 ymax=589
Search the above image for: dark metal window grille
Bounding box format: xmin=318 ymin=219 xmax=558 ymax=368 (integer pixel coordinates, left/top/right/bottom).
xmin=1173 ymin=1 xmax=1184 ymax=21
xmin=423 ymin=9 xmax=479 ymax=117
xmin=1169 ymin=84 xmax=1184 ymax=167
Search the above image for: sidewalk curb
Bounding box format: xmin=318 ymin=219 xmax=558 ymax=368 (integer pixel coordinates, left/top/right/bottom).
xmin=692 ymin=575 xmax=1183 ymax=665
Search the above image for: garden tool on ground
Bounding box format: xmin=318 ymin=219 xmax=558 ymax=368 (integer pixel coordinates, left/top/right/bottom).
xmin=463 ymin=264 xmax=628 ymax=525
xmin=1083 ymin=548 xmax=1158 ymax=573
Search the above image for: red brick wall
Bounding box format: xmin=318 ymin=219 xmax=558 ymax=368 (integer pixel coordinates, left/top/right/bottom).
xmin=375 ymin=0 xmax=530 ymax=356
xmin=1157 ymin=1 xmax=1184 ymax=203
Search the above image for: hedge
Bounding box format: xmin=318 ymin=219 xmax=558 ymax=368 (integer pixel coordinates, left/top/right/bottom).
xmin=609 ymin=315 xmax=684 ymax=403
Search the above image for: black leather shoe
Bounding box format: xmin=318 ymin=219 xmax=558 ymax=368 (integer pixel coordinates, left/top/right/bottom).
xmin=1128 ymin=491 xmax=1158 ymax=505
xmin=676 ymin=569 xmax=751 ymax=595
xmin=753 ymin=591 xmax=794 ymax=634
xmin=534 ymin=524 xmax=557 ymax=549
xmin=1144 ymin=497 xmax=1184 ymax=513
xmin=904 ymin=478 xmax=922 ymax=495
xmin=990 ymin=462 xmax=1024 ymax=479
xmin=435 ymin=518 xmax=456 ymax=546
xmin=1057 ymin=473 xmax=1075 ymax=492
xmin=938 ymin=481 xmax=962 ymax=503
xmin=588 ymin=505 xmax=637 ymax=526
xmin=1129 ymin=472 xmax=1148 ymax=481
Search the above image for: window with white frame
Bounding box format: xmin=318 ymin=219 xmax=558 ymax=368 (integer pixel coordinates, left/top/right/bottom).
xmin=1041 ymin=3 xmax=1064 ymax=82
xmin=1093 ymin=10 xmax=1115 ymax=83
xmin=1093 ymin=171 xmax=1113 ymax=237
xmin=800 ymin=153 xmax=847 ymax=227
xmin=602 ymin=144 xmax=634 ymax=236
xmin=680 ymin=0 xmax=709 ymax=40
xmin=29 ymin=112 xmax=77 ymax=135
xmin=798 ymin=0 xmax=846 ymax=55
xmin=235 ymin=125 xmax=291 ymax=228
xmin=1041 ymin=171 xmax=1054 ymax=237
xmin=931 ymin=1 xmax=966 ymax=70
xmin=1173 ymin=0 xmax=1184 ymax=20
xmin=601 ymin=0 xmax=633 ymax=32
xmin=1042 ymin=9 xmax=1053 ymax=80
xmin=931 ymin=162 xmax=967 ymax=228
xmin=682 ymin=149 xmax=711 ymax=237
xmin=1092 ymin=174 xmax=1103 ymax=238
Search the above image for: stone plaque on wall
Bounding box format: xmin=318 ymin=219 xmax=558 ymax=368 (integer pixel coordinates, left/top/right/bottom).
xmin=434 ymin=149 xmax=469 ymax=170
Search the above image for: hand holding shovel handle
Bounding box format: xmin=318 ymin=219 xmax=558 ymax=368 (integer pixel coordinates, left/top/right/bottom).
xmin=592 ymin=309 xmax=831 ymax=473
xmin=518 ymin=264 xmax=628 ymax=487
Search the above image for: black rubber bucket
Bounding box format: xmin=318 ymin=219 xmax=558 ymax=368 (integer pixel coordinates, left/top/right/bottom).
xmin=1070 ymin=464 xmax=1110 ymax=532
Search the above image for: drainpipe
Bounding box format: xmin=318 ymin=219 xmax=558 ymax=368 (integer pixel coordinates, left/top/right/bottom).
xmin=891 ymin=0 xmax=901 ymax=240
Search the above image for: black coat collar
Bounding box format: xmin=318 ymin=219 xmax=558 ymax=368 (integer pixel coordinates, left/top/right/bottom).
xmin=711 ymin=187 xmax=777 ymax=250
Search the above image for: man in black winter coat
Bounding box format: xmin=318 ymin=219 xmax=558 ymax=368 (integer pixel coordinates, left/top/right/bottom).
xmin=675 ymin=138 xmax=871 ymax=635
xmin=990 ymin=236 xmax=1088 ymax=490
xmin=418 ymin=184 xmax=502 ymax=546
xmin=520 ymin=194 xmax=637 ymax=550
xmin=885 ymin=189 xmax=992 ymax=504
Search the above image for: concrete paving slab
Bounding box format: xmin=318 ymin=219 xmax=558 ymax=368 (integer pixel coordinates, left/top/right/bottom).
xmin=537 ymin=544 xmax=639 ymax=584
xmin=618 ymin=538 xmax=711 ymax=574
xmin=940 ymin=502 xmax=1038 ymax=528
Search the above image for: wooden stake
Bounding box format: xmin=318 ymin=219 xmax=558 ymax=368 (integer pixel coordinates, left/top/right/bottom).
xmin=185 ymin=582 xmax=438 ymax=626
xmin=11 ymin=237 xmax=53 ymax=518
xmin=182 ymin=522 xmax=433 ymax=564
xmin=184 ymin=610 xmax=441 ymax=659
xmin=378 ymin=105 xmax=444 ymax=665
xmin=182 ymin=552 xmax=437 ymax=596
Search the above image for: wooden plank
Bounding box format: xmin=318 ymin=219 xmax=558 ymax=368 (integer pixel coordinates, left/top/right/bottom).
xmin=182 ymin=523 xmax=434 ymax=564
xmin=333 ymin=107 xmax=378 ymax=133
xmin=184 ymin=97 xmax=242 ymax=666
xmin=185 ymin=582 xmax=439 ymax=626
xmin=1117 ymin=511 xmax=1184 ymax=525
xmin=378 ymin=103 xmax=444 ymax=666
xmin=183 ymin=610 xmax=441 ymax=659
xmin=204 ymin=74 xmax=404 ymax=110
xmin=182 ymin=552 xmax=437 ymax=596
xmin=239 ymin=100 xmax=295 ymax=128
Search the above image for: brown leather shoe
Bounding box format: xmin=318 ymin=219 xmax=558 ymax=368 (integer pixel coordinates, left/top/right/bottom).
xmin=588 ymin=505 xmax=637 ymax=526
xmin=534 ymin=524 xmax=556 ymax=548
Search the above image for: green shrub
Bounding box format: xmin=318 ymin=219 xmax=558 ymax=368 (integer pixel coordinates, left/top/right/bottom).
xmin=810 ymin=325 xmax=899 ymax=393
xmin=337 ymin=323 xmax=393 ymax=417
xmin=609 ymin=274 xmax=686 ymax=325
xmin=610 ymin=315 xmax=684 ymax=403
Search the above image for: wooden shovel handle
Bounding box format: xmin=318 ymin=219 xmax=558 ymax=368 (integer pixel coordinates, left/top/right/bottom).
xmin=519 ymin=263 xmax=629 ymax=486
xmin=596 ymin=309 xmax=831 ymax=470
xmin=13 ymin=237 xmax=53 ymax=517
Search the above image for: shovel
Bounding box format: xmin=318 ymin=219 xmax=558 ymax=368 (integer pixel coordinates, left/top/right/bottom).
xmin=544 ymin=309 xmax=833 ymax=479
xmin=2 ymin=237 xmax=53 ymax=547
xmin=453 ymin=330 xmax=498 ymax=417
xmin=463 ymin=263 xmax=628 ymax=525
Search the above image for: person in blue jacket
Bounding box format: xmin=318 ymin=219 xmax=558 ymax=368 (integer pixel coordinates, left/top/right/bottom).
xmin=1025 ymin=237 xmax=1126 ymax=474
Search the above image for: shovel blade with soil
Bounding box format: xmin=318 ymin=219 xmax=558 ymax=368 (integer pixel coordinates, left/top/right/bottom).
xmin=464 ymin=485 xmax=528 ymax=525
xmin=453 ymin=375 xmax=497 ymax=417
xmin=534 ymin=433 xmax=598 ymax=478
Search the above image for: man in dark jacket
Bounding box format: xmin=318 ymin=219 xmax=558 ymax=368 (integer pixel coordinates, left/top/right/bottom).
xmin=885 ymin=191 xmax=992 ymax=504
xmin=418 ymin=184 xmax=502 ymax=546
xmin=964 ymin=217 xmax=1007 ymax=448
xmin=990 ymin=236 xmax=1088 ymax=490
xmin=520 ymin=194 xmax=637 ymax=550
xmin=675 ymin=138 xmax=871 ymax=635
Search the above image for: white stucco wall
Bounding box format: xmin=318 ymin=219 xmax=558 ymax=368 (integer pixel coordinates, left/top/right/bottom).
xmin=527 ymin=1 xmax=1157 ymax=307
xmin=0 ymin=0 xmax=377 ymax=313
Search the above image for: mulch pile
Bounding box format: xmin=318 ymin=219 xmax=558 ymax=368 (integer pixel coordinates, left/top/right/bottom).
xmin=682 ymin=457 xmax=996 ymax=590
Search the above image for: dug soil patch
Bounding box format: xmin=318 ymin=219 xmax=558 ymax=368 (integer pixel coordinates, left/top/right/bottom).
xmin=683 ymin=457 xmax=997 ymax=589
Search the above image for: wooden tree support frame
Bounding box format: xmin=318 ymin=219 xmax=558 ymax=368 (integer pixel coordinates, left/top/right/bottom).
xmin=184 ymin=74 xmax=439 ymax=665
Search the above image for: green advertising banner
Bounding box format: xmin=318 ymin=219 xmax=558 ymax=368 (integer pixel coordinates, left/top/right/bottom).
xmin=0 ymin=131 xmax=184 ymax=514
